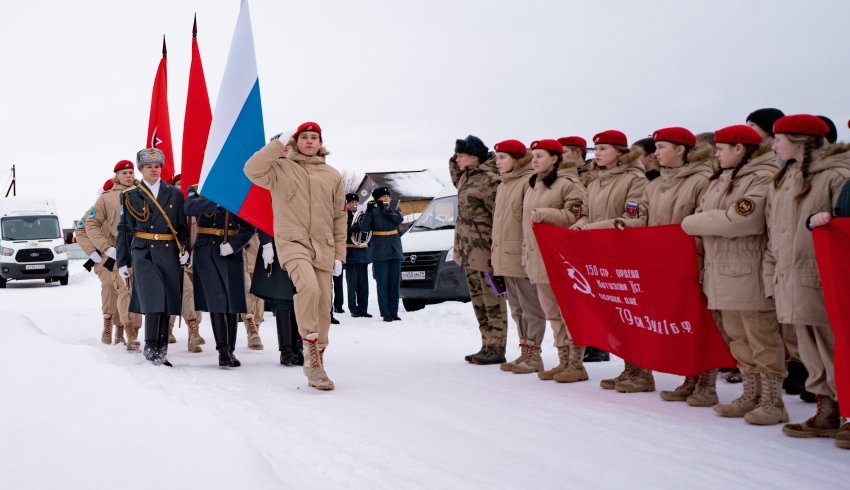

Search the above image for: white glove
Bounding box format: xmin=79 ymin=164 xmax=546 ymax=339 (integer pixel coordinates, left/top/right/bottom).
xmin=105 ymin=247 xmax=116 ymax=259
xmin=118 ymin=266 xmax=130 ymax=280
xmin=179 ymin=251 xmax=191 ymax=265
xmin=271 ymin=130 xmax=294 ymax=145
xmin=89 ymin=251 xmax=102 ymax=263
xmin=333 ymin=259 xmax=343 ymax=277
xmin=262 ymin=243 xmax=274 ymax=268
xmin=220 ymin=243 xmax=234 ymax=256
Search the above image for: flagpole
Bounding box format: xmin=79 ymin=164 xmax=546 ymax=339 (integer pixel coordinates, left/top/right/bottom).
xmin=162 ymin=35 xmax=167 ymax=58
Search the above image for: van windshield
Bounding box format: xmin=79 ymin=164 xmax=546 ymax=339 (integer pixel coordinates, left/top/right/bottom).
xmin=409 ymin=196 xmax=457 ymax=232
xmin=1 ymin=216 xmax=61 ymax=240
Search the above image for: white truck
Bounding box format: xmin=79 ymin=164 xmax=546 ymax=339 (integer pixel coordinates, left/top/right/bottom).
xmin=0 ymin=197 xmax=69 ymax=287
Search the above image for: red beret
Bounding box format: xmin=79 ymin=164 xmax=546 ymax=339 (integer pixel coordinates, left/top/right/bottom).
xmin=293 ymin=121 xmax=322 ymax=140
xmin=557 ymin=136 xmax=587 ymax=148
xmin=773 ymin=114 xmax=830 ymax=137
xmin=171 ymin=173 xmax=182 ymax=185
xmin=493 ymin=139 xmax=527 ymax=156
xmin=103 ymin=179 xmax=115 ymax=192
xmin=652 ymin=127 xmax=696 ymax=149
xmin=530 ymin=139 xmax=565 ymax=155
xmin=714 ymin=125 xmax=762 ymax=146
xmin=113 ymin=160 xmax=134 ymax=173
xmin=593 ymin=130 xmax=628 ymax=147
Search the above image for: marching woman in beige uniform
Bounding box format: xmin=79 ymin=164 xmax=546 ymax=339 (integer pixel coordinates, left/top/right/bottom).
xmin=522 ymin=139 xmax=587 ymax=382
xmin=570 ymin=130 xmax=647 ymax=388
xmin=491 ymin=140 xmax=546 ymax=374
xmin=766 ymin=114 xmax=850 ymax=446
xmin=681 ymin=125 xmax=786 ymax=424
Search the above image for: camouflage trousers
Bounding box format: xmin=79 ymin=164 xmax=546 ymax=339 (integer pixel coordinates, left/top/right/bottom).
xmin=464 ymin=268 xmax=508 ymax=355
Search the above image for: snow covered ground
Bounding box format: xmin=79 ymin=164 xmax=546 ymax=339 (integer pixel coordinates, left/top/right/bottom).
xmin=1 ymin=261 xmax=847 ymax=490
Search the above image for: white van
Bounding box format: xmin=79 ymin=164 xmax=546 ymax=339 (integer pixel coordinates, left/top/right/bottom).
xmin=0 ymin=197 xmax=69 ymax=287
xmin=399 ymin=185 xmax=470 ymax=311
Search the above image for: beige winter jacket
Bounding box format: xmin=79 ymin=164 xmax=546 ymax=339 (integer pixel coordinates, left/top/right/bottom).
xmin=492 ymin=154 xmax=533 ymax=278
xmin=763 ymin=144 xmax=850 ymax=327
xmin=244 ymin=140 xmax=347 ymax=272
xmin=574 ymin=149 xmax=647 ymax=229
xmin=681 ymin=147 xmax=777 ymax=311
xmin=85 ymin=181 xmax=131 ymax=252
xmin=522 ymin=160 xmax=586 ymax=284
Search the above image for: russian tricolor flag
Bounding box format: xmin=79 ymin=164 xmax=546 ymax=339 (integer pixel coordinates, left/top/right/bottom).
xmin=198 ymin=0 xmax=273 ymax=234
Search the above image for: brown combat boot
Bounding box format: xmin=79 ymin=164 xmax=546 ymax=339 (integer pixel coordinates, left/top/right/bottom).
xmin=187 ymin=318 xmax=203 ymax=353
xmin=615 ymin=365 xmax=656 ymax=393
xmin=686 ymin=369 xmax=719 ymax=407
xmin=554 ymin=341 xmax=588 ymax=383
xmin=113 ymin=324 xmax=126 ymax=345
xmin=538 ymin=345 xmax=570 ymax=381
xmin=782 ymin=395 xmax=839 ymax=437
xmin=835 ymin=419 xmax=850 ymax=449
xmin=303 ymin=333 xmax=334 ymax=391
xmin=101 ymin=316 xmax=113 ymax=344
xmin=512 ymin=341 xmax=544 ymax=374
xmin=602 ymin=362 xmax=635 ymax=390
xmin=501 ymin=340 xmax=527 ymax=372
xmin=245 ymin=315 xmax=264 ymax=350
xmin=126 ymin=324 xmax=141 ymax=352
xmin=660 ymin=376 xmax=698 ymax=401
xmin=746 ymin=372 xmax=789 ymax=425
xmin=715 ymin=372 xmax=759 ymax=417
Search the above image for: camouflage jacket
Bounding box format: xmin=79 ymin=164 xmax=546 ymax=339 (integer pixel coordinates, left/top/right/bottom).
xmin=450 ymin=153 xmax=500 ymax=272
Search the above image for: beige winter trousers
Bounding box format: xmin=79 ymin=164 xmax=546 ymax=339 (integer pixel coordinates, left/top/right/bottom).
xmin=795 ymin=324 xmax=836 ymax=400
xmin=719 ymin=309 xmax=785 ymax=377
xmin=284 ymin=258 xmax=332 ymax=346
xmin=112 ymin=269 xmax=141 ymax=328
xmin=95 ymin=263 xmax=118 ymax=320
xmin=782 ymin=323 xmax=802 ymax=363
xmin=535 ymin=283 xmax=570 ymax=348
xmin=242 ymin=235 xmax=265 ymax=323
xmin=505 ymin=276 xmax=546 ymax=345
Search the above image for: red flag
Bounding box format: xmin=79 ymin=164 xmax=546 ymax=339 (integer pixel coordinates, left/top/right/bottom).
xmin=147 ymin=36 xmax=175 ymax=183
xmin=533 ymin=223 xmax=735 ymax=376
xmin=813 ymin=218 xmax=850 ymax=417
xmin=180 ymin=16 xmax=212 ymax=199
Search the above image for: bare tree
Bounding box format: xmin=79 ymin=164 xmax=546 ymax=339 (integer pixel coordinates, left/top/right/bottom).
xmin=341 ymin=169 xmax=364 ymax=194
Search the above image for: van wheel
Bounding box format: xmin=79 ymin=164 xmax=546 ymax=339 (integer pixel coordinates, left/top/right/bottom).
xmin=45 ymin=278 xmax=52 ymax=283
xmin=0 ymin=277 xmax=6 ymax=288
xmin=402 ymin=299 xmax=426 ymax=312
xmin=59 ymin=274 xmax=69 ymax=286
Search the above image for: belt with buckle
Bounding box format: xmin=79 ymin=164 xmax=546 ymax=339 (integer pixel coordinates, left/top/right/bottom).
xmin=372 ymin=230 xmax=398 ymax=236
xmin=134 ymin=232 xmax=175 ymax=241
xmin=197 ymin=227 xmax=237 ymax=237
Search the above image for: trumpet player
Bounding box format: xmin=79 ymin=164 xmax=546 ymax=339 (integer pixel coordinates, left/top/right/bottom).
xmin=345 ymin=193 xmax=372 ymax=317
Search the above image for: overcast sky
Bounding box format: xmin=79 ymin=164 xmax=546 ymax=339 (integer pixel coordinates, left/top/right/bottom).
xmin=2 ymin=0 xmax=850 ymax=225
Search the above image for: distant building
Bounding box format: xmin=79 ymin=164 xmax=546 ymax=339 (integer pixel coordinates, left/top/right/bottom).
xmin=355 ymin=170 xmax=445 ymax=216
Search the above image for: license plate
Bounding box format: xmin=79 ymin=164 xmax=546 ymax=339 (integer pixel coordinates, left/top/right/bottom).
xmin=402 ymin=271 xmax=426 ymax=280
xmin=26 ymin=264 xmax=46 ymax=270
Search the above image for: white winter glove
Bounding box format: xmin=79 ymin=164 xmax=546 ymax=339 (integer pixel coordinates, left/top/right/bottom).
xmin=179 ymin=251 xmax=191 ymax=265
xmin=118 ymin=266 xmax=130 ymax=280
xmin=262 ymin=243 xmax=274 ymax=268
xmin=89 ymin=251 xmax=102 ymax=263
xmin=105 ymin=247 xmax=116 ymax=259
xmin=220 ymin=243 xmax=234 ymax=256
xmin=333 ymin=259 xmax=343 ymax=277
xmin=271 ymin=130 xmax=294 ymax=145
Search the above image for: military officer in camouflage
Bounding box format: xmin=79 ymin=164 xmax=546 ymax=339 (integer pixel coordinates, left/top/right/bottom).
xmin=450 ymin=135 xmax=508 ymax=365
xmin=116 ymin=148 xmax=190 ymax=366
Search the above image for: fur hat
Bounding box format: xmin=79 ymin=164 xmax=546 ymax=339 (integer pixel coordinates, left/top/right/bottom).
xmin=746 ymin=108 xmax=785 ymax=137
xmin=817 ymin=116 xmax=838 ymax=144
xmin=493 ymin=139 xmax=527 ymax=157
xmin=136 ymin=148 xmax=164 ymax=168
xmin=593 ymin=130 xmax=627 ymax=147
xmin=653 ymin=127 xmax=696 ymax=149
xmin=773 ymin=114 xmax=829 ymax=137
xmin=345 ymin=193 xmax=359 ymax=203
xmin=113 ymin=160 xmax=134 ymax=173
xmin=530 ymin=139 xmax=564 ymax=154
xmin=293 ymin=122 xmax=322 ymax=141
xmin=372 ymin=187 xmax=391 ymax=200
xmin=714 ymin=125 xmax=762 ymax=146
xmin=455 ymin=135 xmax=489 ymax=162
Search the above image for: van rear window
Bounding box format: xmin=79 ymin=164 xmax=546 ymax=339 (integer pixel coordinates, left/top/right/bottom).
xmin=1 ymin=216 xmax=61 ymax=240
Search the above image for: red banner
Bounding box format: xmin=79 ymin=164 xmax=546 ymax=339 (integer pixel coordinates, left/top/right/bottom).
xmin=813 ymin=218 xmax=850 ymax=417
xmin=180 ymin=19 xmax=212 ymax=198
xmin=533 ymin=223 xmax=735 ymax=376
xmin=147 ymin=38 xmax=175 ymax=183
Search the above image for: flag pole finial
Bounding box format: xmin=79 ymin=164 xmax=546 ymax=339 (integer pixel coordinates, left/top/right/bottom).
xmin=193 ymin=13 xmax=197 ymax=39
xmin=162 ymin=35 xmax=167 ymax=58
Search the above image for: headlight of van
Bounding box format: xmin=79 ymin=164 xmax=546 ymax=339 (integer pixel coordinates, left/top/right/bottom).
xmin=54 ymin=245 xmax=67 ymax=254
xmin=445 ymin=247 xmax=454 ymax=262
xmin=1 ymin=247 xmax=13 ymax=256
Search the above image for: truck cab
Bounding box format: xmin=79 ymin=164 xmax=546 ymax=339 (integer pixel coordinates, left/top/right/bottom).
xmin=0 ymin=197 xmax=69 ymax=287
xmin=399 ymin=186 xmax=470 ymax=311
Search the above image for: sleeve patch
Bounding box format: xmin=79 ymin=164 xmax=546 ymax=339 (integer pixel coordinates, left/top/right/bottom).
xmin=569 ymin=203 xmax=583 ymax=219
xmin=625 ymin=201 xmax=639 ymax=218
xmin=735 ymin=198 xmax=755 ymax=217
xmin=87 ymin=208 xmax=96 ymax=219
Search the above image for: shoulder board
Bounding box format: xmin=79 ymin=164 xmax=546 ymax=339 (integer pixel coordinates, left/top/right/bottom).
xmin=188 ymin=185 xmax=199 ymax=198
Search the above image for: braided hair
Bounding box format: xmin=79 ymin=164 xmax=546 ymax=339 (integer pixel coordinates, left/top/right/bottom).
xmin=710 ymin=144 xmax=759 ymax=196
xmin=772 ymin=134 xmax=825 ymax=203
xmin=529 ymin=151 xmax=564 ymax=189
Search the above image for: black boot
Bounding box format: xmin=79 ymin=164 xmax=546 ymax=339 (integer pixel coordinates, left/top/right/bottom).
xmin=211 ymin=313 xmax=235 ymax=367
xmin=143 ymin=314 xmax=171 ymax=365
xmin=156 ymin=314 xmax=172 ymax=367
xmin=226 ymin=313 xmax=241 ymax=367
xmin=784 ymin=360 xmax=808 ymax=395
xmin=275 ymin=311 xmax=300 ymax=366
xmin=291 ymin=311 xmax=303 ymax=366
xmin=583 ymin=346 xmax=610 ymax=363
